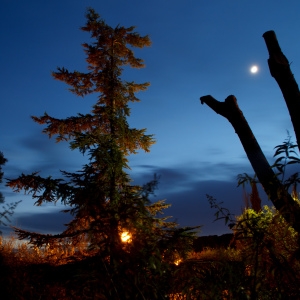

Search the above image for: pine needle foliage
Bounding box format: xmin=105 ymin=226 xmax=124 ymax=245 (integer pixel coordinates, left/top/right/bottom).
xmin=6 ymin=9 xmax=176 ymax=257
xmin=5 ymin=10 xmax=200 ymax=298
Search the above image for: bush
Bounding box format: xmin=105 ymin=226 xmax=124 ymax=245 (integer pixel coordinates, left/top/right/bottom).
xmin=234 ymin=206 xmax=300 ymax=298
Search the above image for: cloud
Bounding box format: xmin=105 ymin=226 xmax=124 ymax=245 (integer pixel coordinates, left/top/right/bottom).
xmin=2 ymin=158 xmax=272 ymax=239
xmin=129 ymin=160 xmax=267 ymax=235
xmin=13 ymin=209 xmax=72 ymax=234
xmin=1 ymin=206 xmax=73 ymax=238
xmin=4 ymin=130 xmax=87 ymax=181
xmin=3 ymin=136 xmax=276 ymax=239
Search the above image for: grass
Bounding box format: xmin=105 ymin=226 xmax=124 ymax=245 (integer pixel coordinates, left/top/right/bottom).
xmin=1 ymin=230 xmax=300 ymax=299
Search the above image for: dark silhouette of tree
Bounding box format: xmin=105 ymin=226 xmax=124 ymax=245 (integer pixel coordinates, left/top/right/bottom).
xmin=200 ymin=31 xmax=300 ymax=235
xmin=263 ymin=31 xmax=300 ymax=150
xmin=0 ymin=152 xmax=7 ymax=204
xmin=0 ymin=152 xmax=20 ymax=234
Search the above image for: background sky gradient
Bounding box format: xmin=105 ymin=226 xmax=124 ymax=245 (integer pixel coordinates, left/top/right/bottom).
xmin=2 ymin=0 xmax=300 ymax=237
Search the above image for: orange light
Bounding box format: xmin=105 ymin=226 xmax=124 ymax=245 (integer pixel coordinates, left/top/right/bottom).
xmin=120 ymin=231 xmax=132 ymax=243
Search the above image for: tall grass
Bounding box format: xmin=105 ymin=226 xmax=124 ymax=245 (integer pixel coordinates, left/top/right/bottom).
xmin=1 ymin=218 xmax=300 ymax=300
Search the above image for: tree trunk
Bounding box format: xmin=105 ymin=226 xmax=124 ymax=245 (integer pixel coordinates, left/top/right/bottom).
xmin=263 ymin=30 xmax=300 ymax=151
xmin=200 ymin=95 xmax=300 ymax=234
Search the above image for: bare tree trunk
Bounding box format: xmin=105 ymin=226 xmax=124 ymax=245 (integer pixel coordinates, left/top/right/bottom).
xmin=263 ymin=30 xmax=300 ymax=151
xmin=200 ymin=95 xmax=300 ymax=234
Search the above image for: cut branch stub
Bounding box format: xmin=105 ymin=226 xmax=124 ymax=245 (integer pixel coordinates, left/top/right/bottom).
xmin=200 ymin=95 xmax=274 ymax=186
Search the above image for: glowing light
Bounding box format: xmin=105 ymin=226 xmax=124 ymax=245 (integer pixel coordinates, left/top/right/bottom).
xmin=250 ymin=65 xmax=258 ymax=74
xmin=174 ymin=258 xmax=182 ymax=266
xmin=120 ymin=231 xmax=132 ymax=243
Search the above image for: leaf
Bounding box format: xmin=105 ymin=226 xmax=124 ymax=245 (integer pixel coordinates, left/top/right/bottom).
xmin=287 ymin=155 xmax=300 ymax=162
xmin=273 ymin=156 xmax=285 ymax=164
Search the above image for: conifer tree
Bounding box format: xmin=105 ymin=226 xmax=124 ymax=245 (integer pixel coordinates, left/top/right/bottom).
xmin=7 ymin=10 xmax=199 ymax=297
xmin=8 ymin=9 xmax=199 ymax=299
xmin=8 ymin=9 xmax=155 ymax=249
xmin=7 ymin=9 xmax=196 ymax=268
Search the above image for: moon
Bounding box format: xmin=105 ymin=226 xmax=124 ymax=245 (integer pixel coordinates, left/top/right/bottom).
xmin=250 ymin=65 xmax=258 ymax=74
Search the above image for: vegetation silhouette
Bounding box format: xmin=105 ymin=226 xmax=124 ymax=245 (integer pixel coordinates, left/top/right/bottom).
xmin=0 ymin=152 xmax=20 ymax=235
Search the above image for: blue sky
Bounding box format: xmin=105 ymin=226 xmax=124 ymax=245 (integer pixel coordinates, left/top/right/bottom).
xmin=1 ymin=0 xmax=300 ymax=237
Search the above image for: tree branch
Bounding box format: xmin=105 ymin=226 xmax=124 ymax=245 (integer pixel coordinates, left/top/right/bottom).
xmin=263 ymin=30 xmax=300 ymax=151
xmin=200 ymin=95 xmax=300 ymax=233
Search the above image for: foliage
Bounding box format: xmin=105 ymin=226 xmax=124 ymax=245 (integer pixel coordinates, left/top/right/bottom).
xmin=0 ymin=235 xmax=201 ymax=300
xmin=272 ymin=132 xmax=300 ymax=181
xmin=0 ymin=152 xmax=21 ymax=234
xmin=234 ymin=206 xmax=300 ymax=298
xmin=0 ymin=202 xmax=21 ymax=230
xmin=206 ymin=194 xmax=235 ymax=229
xmin=270 ymin=133 xmax=300 ymax=206
xmin=203 ymin=135 xmax=300 ymax=299
xmin=6 ymin=8 xmax=300 ymax=300
xmin=237 ymin=173 xmax=262 ymax=212
xmin=203 ymin=201 xmax=300 ymax=298
xmin=8 ymin=8 xmax=156 ymax=246
xmin=7 ymin=9 xmax=156 ymax=252
xmin=0 ymin=151 xmax=7 ymax=204
xmin=0 ymin=235 xmax=242 ymax=299
xmin=5 ymin=9 xmax=199 ymax=299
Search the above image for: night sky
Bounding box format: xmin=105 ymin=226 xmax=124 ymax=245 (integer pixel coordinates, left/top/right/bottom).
xmin=2 ymin=0 xmax=300 ymax=237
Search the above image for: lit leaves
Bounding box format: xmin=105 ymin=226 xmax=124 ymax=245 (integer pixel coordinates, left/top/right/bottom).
xmin=9 ymin=8 xmax=160 ymax=256
xmin=82 ymin=8 xmax=151 ymax=70
xmin=119 ymin=128 xmax=155 ymax=154
xmin=32 ymin=113 xmax=108 ymax=142
xmin=52 ymin=68 xmax=94 ymax=97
